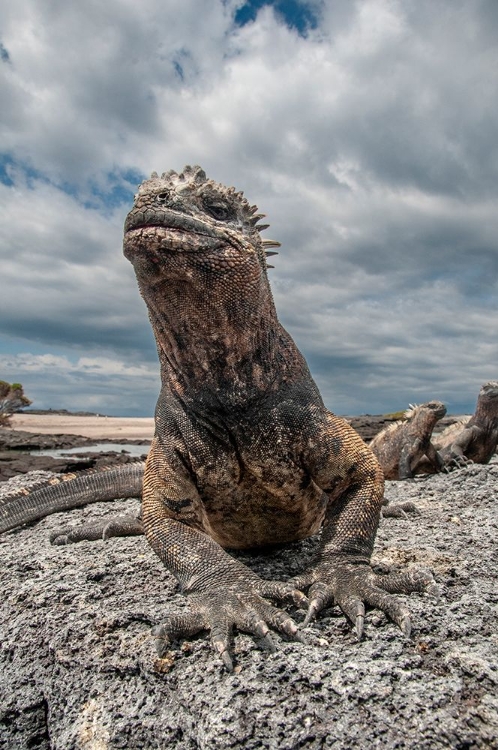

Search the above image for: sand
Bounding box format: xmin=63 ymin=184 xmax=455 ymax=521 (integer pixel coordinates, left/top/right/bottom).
xmin=10 ymin=413 xmax=154 ymax=440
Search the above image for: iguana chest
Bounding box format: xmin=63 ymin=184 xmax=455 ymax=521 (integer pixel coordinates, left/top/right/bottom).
xmin=467 ymin=427 xmax=498 ymax=462
xmin=189 ymin=442 xmax=328 ymax=549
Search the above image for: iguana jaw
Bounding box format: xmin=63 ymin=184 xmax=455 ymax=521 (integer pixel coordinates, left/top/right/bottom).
xmin=123 ymin=225 xmax=224 ymax=263
xmin=428 ymin=402 xmax=447 ymax=420
xmin=124 ymin=205 xmax=223 ymax=240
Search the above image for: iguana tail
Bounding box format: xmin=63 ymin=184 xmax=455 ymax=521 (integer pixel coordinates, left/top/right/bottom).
xmin=0 ymin=461 xmax=145 ymax=533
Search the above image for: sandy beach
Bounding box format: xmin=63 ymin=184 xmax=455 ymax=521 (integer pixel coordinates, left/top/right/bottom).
xmin=10 ymin=413 xmax=154 ymax=441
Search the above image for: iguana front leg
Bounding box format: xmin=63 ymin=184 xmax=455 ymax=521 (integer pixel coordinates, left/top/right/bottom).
xmin=143 ymin=441 xmax=306 ymax=671
xmin=443 ymin=427 xmax=476 ymax=467
xmin=424 ymin=442 xmax=446 ymax=472
xmin=293 ymin=416 xmax=436 ymax=636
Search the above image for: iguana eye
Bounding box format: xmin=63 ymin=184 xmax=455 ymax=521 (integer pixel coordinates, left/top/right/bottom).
xmin=203 ymin=200 xmax=232 ymax=221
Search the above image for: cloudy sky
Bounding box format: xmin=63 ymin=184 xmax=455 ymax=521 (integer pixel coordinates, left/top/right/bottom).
xmin=0 ymin=0 xmax=497 ymax=417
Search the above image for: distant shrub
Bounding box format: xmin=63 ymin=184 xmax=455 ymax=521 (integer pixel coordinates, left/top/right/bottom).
xmin=383 ymin=410 xmax=407 ymax=420
xmin=0 ymin=380 xmax=32 ymax=424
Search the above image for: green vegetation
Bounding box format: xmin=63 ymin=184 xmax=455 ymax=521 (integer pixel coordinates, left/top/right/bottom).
xmin=0 ymin=380 xmax=32 ymax=426
xmin=383 ymin=410 xmax=407 ymax=420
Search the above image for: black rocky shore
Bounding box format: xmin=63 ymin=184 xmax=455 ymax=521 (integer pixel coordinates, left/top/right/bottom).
xmin=0 ymin=428 xmax=149 ymax=482
xmin=1 ymin=418 xmax=496 ymax=748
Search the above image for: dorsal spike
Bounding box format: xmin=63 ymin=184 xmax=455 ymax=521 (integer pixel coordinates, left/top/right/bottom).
xmin=191 ymin=166 xmax=207 ymax=183
xmin=257 ymin=223 xmax=270 ymax=231
xmin=265 ymin=251 xmax=279 ymax=257
xmin=262 ymin=239 xmax=281 ymax=248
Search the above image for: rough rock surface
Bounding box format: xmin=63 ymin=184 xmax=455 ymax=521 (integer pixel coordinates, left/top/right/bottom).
xmin=1 ymin=459 xmax=496 ymax=749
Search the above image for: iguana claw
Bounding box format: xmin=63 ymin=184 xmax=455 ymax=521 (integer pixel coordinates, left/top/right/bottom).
xmin=382 ymin=501 xmax=421 ymax=519
xmin=294 ymin=560 xmax=435 ymax=637
xmin=151 ymin=582 xmax=303 ymax=671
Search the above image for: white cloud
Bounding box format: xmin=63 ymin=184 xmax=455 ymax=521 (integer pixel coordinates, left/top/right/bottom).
xmin=0 ymin=0 xmax=497 ymax=415
xmin=0 ymin=353 xmax=159 ymax=415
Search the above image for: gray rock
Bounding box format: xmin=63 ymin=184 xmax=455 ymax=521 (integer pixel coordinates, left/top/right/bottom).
xmin=1 ymin=459 xmax=497 ymax=748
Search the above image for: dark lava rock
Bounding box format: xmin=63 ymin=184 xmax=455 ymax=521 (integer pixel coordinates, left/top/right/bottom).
xmin=0 ymin=430 xmax=149 ymax=482
xmin=0 ymin=428 xmax=95 ymax=452
xmin=0 ymin=450 xmax=148 ymax=482
xmin=0 ymin=459 xmax=497 ymax=748
xmin=345 ymin=415 xmax=399 ymax=442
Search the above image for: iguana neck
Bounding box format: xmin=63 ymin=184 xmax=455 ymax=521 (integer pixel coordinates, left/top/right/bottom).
xmin=137 ymin=271 xmax=287 ymax=407
xmin=473 ymin=396 xmax=498 ymax=427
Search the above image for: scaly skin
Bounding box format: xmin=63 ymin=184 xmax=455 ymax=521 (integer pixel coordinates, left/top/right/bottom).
xmin=0 ymin=463 xmax=144 ymax=534
xmin=369 ymin=401 xmax=447 ymax=480
xmin=436 ymin=382 xmax=498 ymax=466
xmin=1 ymin=166 xmax=435 ymax=669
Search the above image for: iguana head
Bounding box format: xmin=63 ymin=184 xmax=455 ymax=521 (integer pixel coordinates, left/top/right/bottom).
xmin=478 ymin=382 xmax=498 ymax=401
xmin=123 ymin=165 xmax=279 ymax=279
xmin=404 ymin=401 xmax=447 ymax=424
xmin=122 ymin=167 xmax=285 ymax=393
xmin=475 ymin=381 xmax=498 ymax=421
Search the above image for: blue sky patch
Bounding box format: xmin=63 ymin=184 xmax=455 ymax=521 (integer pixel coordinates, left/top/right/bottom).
xmin=234 ymin=0 xmax=319 ymax=35
xmin=84 ymin=169 xmax=144 ymax=213
xmin=0 ymin=42 xmax=10 ymax=63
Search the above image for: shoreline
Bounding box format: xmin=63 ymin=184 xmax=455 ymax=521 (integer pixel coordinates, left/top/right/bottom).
xmin=9 ymin=413 xmax=155 ymax=441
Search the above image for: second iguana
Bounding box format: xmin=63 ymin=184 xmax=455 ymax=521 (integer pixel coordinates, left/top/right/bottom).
xmin=369 ymin=401 xmax=447 ymax=480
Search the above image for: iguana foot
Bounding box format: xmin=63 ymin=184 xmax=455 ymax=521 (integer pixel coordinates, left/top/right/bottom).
xmin=448 ymin=455 xmax=474 ymax=469
xmin=153 ymin=581 xmax=307 ymax=672
xmin=382 ymin=501 xmax=420 ymax=518
xmin=292 ymin=558 xmax=437 ymax=637
xmin=50 ymin=514 xmax=143 ymax=545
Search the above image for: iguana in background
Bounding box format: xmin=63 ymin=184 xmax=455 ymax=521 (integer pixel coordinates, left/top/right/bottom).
xmin=0 ymin=166 xmax=435 ymax=670
xmin=422 ymin=382 xmax=498 ymax=470
xmin=369 ymin=401 xmax=447 ymax=481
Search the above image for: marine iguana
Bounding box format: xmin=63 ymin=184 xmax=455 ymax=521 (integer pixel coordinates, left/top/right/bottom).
xmin=429 ymin=382 xmax=498 ymax=468
xmin=0 ymin=166 xmax=435 ymax=670
xmin=369 ymin=401 xmax=447 ymax=481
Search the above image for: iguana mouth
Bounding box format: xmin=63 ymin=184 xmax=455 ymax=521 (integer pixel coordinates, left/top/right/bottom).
xmin=124 ymin=207 xmax=217 ymax=238
xmin=433 ymin=404 xmax=447 ymax=418
xmin=123 ymin=222 xmax=224 ymax=259
xmin=481 ymin=382 xmax=498 ymax=400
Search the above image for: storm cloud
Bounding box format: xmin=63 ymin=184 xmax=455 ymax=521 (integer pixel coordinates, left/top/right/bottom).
xmin=0 ymin=0 xmax=496 ymax=415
